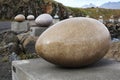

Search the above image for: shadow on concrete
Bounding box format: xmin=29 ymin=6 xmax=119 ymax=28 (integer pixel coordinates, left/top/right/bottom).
xmin=54 ymin=59 xmax=116 ymax=70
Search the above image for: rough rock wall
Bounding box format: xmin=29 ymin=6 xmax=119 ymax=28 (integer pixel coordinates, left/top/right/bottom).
xmin=0 ymin=0 xmax=69 ymax=20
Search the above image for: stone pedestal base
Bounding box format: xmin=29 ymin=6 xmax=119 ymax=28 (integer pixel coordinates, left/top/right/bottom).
xmin=53 ymin=19 xmax=59 ymax=24
xmin=12 ymin=58 xmax=120 ymax=80
xmin=30 ymin=27 xmax=48 ymax=37
xmin=11 ymin=21 xmax=28 ymax=33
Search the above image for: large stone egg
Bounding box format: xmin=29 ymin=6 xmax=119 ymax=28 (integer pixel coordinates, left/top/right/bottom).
xmin=35 ymin=17 xmax=111 ymax=67
xmin=14 ymin=14 xmax=25 ymax=22
xmin=27 ymin=15 xmax=35 ymax=20
xmin=35 ymin=14 xmax=53 ymax=27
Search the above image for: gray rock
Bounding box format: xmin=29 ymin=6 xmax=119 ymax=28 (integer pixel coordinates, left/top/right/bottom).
xmin=9 ymin=52 xmax=20 ymax=62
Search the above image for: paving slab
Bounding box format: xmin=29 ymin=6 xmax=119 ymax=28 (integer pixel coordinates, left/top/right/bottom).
xmin=12 ymin=58 xmax=120 ymax=80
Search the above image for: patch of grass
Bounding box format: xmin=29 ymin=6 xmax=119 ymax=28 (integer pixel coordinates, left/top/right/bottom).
xmin=67 ymin=7 xmax=120 ymax=20
xmin=19 ymin=53 xmax=39 ymax=60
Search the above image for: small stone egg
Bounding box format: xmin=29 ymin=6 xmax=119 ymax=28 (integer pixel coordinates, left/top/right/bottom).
xmin=35 ymin=14 xmax=53 ymax=27
xmin=14 ymin=14 xmax=25 ymax=22
xmin=27 ymin=15 xmax=35 ymax=20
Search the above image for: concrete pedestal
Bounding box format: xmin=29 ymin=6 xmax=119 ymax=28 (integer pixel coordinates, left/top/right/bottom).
xmin=98 ymin=19 xmax=104 ymax=23
xmin=12 ymin=58 xmax=120 ymax=80
xmin=27 ymin=20 xmax=36 ymax=27
xmin=53 ymin=19 xmax=59 ymax=24
xmin=11 ymin=21 xmax=28 ymax=33
xmin=30 ymin=27 xmax=48 ymax=36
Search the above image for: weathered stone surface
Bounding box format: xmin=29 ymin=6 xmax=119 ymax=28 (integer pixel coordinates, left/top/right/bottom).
xmin=0 ymin=31 xmax=23 ymax=56
xmin=11 ymin=21 xmax=28 ymax=33
xmin=30 ymin=27 xmax=48 ymax=36
xmin=35 ymin=17 xmax=111 ymax=67
xmin=35 ymin=14 xmax=53 ymax=27
xmin=22 ymin=36 xmax=37 ymax=53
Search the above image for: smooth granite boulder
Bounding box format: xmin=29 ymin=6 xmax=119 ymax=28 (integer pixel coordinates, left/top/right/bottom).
xmin=27 ymin=15 xmax=35 ymax=20
xmin=35 ymin=14 xmax=53 ymax=27
xmin=14 ymin=14 xmax=25 ymax=22
xmin=35 ymin=17 xmax=111 ymax=67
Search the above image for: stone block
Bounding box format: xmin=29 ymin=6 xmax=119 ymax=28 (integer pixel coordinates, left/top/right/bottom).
xmin=11 ymin=21 xmax=29 ymax=33
xmin=30 ymin=27 xmax=48 ymax=37
xmin=98 ymin=19 xmax=104 ymax=23
xmin=53 ymin=19 xmax=59 ymax=24
xmin=12 ymin=58 xmax=120 ymax=80
xmin=27 ymin=20 xmax=36 ymax=27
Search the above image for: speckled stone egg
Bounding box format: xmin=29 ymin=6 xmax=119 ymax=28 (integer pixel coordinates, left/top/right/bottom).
xmin=35 ymin=14 xmax=53 ymax=27
xmin=14 ymin=14 xmax=25 ymax=22
xmin=35 ymin=17 xmax=111 ymax=67
xmin=27 ymin=15 xmax=35 ymax=20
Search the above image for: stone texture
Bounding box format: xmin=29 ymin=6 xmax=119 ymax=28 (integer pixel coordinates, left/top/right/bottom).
xmin=23 ymin=36 xmax=37 ymax=53
xmin=11 ymin=21 xmax=29 ymax=33
xmin=0 ymin=31 xmax=20 ymax=54
xmin=0 ymin=31 xmax=25 ymax=62
xmin=35 ymin=17 xmax=111 ymax=67
xmin=27 ymin=20 xmax=36 ymax=27
xmin=30 ymin=27 xmax=48 ymax=37
xmin=12 ymin=58 xmax=120 ymax=80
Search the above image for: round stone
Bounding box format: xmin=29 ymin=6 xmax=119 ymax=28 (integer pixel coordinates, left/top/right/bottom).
xmin=27 ymin=15 xmax=35 ymax=20
xmin=14 ymin=14 xmax=25 ymax=22
xmin=35 ymin=17 xmax=111 ymax=67
xmin=35 ymin=14 xmax=53 ymax=27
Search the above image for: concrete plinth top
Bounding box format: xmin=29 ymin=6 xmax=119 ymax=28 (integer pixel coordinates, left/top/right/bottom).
xmin=12 ymin=58 xmax=120 ymax=80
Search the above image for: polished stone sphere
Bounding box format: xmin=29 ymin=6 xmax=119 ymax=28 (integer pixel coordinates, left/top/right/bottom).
xmin=35 ymin=17 xmax=111 ymax=67
xmin=14 ymin=14 xmax=25 ymax=22
xmin=27 ymin=15 xmax=35 ymax=20
xmin=35 ymin=14 xmax=53 ymax=27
